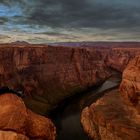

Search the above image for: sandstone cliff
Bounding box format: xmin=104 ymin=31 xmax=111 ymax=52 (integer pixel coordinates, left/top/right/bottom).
xmin=0 ymin=43 xmax=140 ymax=115
xmin=106 ymin=47 xmax=140 ymax=72
xmin=0 ymin=44 xmax=110 ymax=114
xmin=81 ymin=55 xmax=140 ymax=140
xmin=120 ymin=55 xmax=140 ymax=108
xmin=0 ymin=93 xmax=56 ymax=140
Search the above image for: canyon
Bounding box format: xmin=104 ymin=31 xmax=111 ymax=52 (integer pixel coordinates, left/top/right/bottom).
xmin=0 ymin=42 xmax=140 ymax=139
xmin=0 ymin=42 xmax=140 ymax=115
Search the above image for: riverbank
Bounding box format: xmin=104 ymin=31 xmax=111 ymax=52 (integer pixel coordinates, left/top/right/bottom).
xmin=50 ymin=73 xmax=121 ymax=140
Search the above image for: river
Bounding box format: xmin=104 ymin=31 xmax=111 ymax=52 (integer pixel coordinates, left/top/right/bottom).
xmin=50 ymin=75 xmax=121 ymax=140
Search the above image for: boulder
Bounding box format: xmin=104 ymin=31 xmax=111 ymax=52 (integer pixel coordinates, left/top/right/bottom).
xmin=0 ymin=93 xmax=56 ymax=140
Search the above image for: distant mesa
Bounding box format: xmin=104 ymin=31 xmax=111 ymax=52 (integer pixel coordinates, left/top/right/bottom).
xmin=11 ymin=41 xmax=30 ymax=45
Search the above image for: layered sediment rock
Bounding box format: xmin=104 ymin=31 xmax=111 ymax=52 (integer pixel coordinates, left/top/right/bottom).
xmin=81 ymin=89 xmax=140 ymax=140
xmin=81 ymin=56 xmax=140 ymax=140
xmin=0 ymin=45 xmax=110 ymax=114
xmin=0 ymin=43 xmax=140 ymax=115
xmin=120 ymin=55 xmax=140 ymax=108
xmin=0 ymin=93 xmax=56 ymax=140
xmin=106 ymin=47 xmax=140 ymax=72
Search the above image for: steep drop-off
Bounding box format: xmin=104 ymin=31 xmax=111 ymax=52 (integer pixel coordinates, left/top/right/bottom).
xmin=0 ymin=44 xmax=111 ymax=114
xmin=0 ymin=43 xmax=140 ymax=115
xmin=120 ymin=55 xmax=140 ymax=109
xmin=81 ymin=55 xmax=140 ymax=140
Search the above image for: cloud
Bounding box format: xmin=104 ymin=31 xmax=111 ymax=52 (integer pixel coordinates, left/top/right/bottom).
xmin=0 ymin=17 xmax=8 ymax=24
xmin=18 ymin=0 xmax=140 ymax=29
xmin=0 ymin=0 xmax=140 ymax=42
xmin=1 ymin=0 xmax=140 ymax=29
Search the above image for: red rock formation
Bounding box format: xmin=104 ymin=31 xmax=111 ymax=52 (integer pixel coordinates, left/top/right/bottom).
xmin=120 ymin=55 xmax=140 ymax=112
xmin=81 ymin=55 xmax=140 ymax=140
xmin=106 ymin=47 xmax=140 ymax=72
xmin=0 ymin=43 xmax=140 ymax=115
xmin=0 ymin=93 xmax=56 ymax=140
xmin=0 ymin=44 xmax=110 ymax=114
xmin=81 ymin=89 xmax=140 ymax=140
xmin=27 ymin=110 xmax=56 ymax=140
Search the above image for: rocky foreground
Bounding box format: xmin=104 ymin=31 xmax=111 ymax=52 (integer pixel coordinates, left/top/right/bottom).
xmin=0 ymin=93 xmax=56 ymax=140
xmin=81 ymin=55 xmax=140 ymax=140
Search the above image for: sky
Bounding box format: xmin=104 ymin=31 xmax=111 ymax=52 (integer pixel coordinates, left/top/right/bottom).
xmin=0 ymin=0 xmax=140 ymax=43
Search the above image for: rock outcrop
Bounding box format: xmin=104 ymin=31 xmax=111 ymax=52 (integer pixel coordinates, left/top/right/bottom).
xmin=0 ymin=93 xmax=56 ymax=140
xmin=81 ymin=89 xmax=140 ymax=140
xmin=120 ymin=55 xmax=140 ymax=109
xmin=81 ymin=56 xmax=140 ymax=140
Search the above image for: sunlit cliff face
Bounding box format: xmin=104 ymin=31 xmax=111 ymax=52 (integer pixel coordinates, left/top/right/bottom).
xmin=0 ymin=0 xmax=140 ymax=43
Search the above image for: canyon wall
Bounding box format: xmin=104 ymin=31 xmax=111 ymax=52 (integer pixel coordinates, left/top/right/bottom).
xmin=0 ymin=44 xmax=110 ymax=114
xmin=106 ymin=47 xmax=140 ymax=72
xmin=0 ymin=43 xmax=140 ymax=115
xmin=81 ymin=55 xmax=140 ymax=140
xmin=120 ymin=55 xmax=140 ymax=112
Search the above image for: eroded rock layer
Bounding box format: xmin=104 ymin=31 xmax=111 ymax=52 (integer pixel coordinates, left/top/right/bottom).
xmin=0 ymin=45 xmax=111 ymax=114
xmin=0 ymin=43 xmax=140 ymax=114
